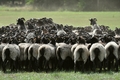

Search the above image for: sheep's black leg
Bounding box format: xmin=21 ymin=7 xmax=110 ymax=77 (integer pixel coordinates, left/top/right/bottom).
xmin=34 ymin=59 xmax=38 ymax=72
xmin=59 ymin=60 xmax=64 ymax=70
xmin=74 ymin=62 xmax=77 ymax=73
xmin=45 ymin=60 xmax=49 ymax=73
xmin=99 ymin=61 xmax=102 ymax=73
xmin=115 ymin=58 xmax=119 ymax=72
xmin=2 ymin=59 xmax=7 ymax=73
xmin=103 ymin=59 xmax=106 ymax=71
xmin=28 ymin=60 xmax=32 ymax=72
xmin=93 ymin=61 xmax=96 ymax=72
xmin=107 ymin=56 xmax=111 ymax=71
xmin=82 ymin=62 xmax=85 ymax=72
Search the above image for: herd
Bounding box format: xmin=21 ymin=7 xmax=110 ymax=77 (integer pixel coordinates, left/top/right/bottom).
xmin=0 ymin=17 xmax=120 ymax=73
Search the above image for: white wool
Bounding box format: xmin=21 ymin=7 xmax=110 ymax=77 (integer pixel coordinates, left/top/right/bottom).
xmin=71 ymin=43 xmax=79 ymax=53
xmin=2 ymin=44 xmax=20 ymax=61
xmin=90 ymin=43 xmax=106 ymax=62
xmin=0 ymin=43 xmax=7 ymax=57
xmin=28 ymin=43 xmax=41 ymax=60
xmin=19 ymin=43 xmax=31 ymax=61
xmin=74 ymin=44 xmax=90 ymax=64
xmin=105 ymin=41 xmax=119 ymax=59
xmin=38 ymin=44 xmax=56 ymax=61
xmin=56 ymin=43 xmax=72 ymax=60
xmin=57 ymin=30 xmax=66 ymax=36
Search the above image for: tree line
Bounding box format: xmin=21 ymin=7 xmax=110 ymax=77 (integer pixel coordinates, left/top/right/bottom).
xmin=0 ymin=0 xmax=120 ymax=11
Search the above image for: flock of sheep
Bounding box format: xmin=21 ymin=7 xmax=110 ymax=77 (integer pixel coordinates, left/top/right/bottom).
xmin=0 ymin=17 xmax=120 ymax=73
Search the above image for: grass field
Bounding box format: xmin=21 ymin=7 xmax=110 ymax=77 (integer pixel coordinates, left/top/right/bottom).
xmin=0 ymin=10 xmax=120 ymax=30
xmin=0 ymin=71 xmax=120 ymax=80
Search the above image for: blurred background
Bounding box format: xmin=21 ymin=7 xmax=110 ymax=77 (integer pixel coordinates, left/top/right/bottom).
xmin=0 ymin=0 xmax=120 ymax=11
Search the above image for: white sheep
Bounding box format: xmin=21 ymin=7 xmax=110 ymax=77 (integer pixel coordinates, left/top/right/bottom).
xmin=89 ymin=43 xmax=106 ymax=72
xmin=2 ymin=44 xmax=20 ymax=72
xmin=37 ymin=43 xmax=56 ymax=72
xmin=18 ymin=43 xmax=31 ymax=70
xmin=28 ymin=43 xmax=41 ymax=71
xmin=73 ymin=44 xmax=90 ymax=72
xmin=105 ymin=41 xmax=119 ymax=71
xmin=56 ymin=43 xmax=73 ymax=70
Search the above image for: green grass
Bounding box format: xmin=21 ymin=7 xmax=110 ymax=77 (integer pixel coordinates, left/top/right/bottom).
xmin=0 ymin=10 xmax=120 ymax=30
xmin=0 ymin=71 xmax=120 ymax=80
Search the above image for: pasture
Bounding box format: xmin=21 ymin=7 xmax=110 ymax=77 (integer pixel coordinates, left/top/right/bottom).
xmin=0 ymin=8 xmax=120 ymax=80
xmin=0 ymin=71 xmax=120 ymax=80
xmin=0 ymin=10 xmax=120 ymax=30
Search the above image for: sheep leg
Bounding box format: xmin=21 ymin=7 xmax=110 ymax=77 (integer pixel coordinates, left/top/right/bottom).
xmin=34 ymin=59 xmax=38 ymax=72
xmin=45 ymin=60 xmax=49 ymax=73
xmin=115 ymin=58 xmax=119 ymax=72
xmin=107 ymin=56 xmax=111 ymax=71
xmin=82 ymin=62 xmax=85 ymax=72
xmin=99 ymin=61 xmax=102 ymax=73
xmin=93 ymin=61 xmax=96 ymax=72
xmin=28 ymin=60 xmax=32 ymax=72
xmin=58 ymin=60 xmax=64 ymax=70
xmin=74 ymin=62 xmax=77 ymax=73
xmin=2 ymin=59 xmax=7 ymax=73
xmin=103 ymin=59 xmax=107 ymax=71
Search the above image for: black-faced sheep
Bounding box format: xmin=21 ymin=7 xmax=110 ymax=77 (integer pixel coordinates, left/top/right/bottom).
xmin=37 ymin=43 xmax=56 ymax=72
xmin=2 ymin=44 xmax=20 ymax=72
xmin=89 ymin=43 xmax=106 ymax=72
xmin=56 ymin=43 xmax=73 ymax=70
xmin=18 ymin=43 xmax=31 ymax=70
xmin=73 ymin=44 xmax=90 ymax=72
xmin=37 ymin=37 xmax=57 ymax=72
xmin=0 ymin=43 xmax=7 ymax=69
xmin=105 ymin=41 xmax=119 ymax=71
xmin=28 ymin=43 xmax=41 ymax=71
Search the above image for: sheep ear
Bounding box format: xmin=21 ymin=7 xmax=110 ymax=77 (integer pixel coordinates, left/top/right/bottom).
xmin=94 ymin=18 xmax=97 ymax=21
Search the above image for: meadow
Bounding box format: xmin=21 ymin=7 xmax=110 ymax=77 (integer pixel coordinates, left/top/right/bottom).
xmin=0 ymin=7 xmax=120 ymax=30
xmin=0 ymin=6 xmax=120 ymax=80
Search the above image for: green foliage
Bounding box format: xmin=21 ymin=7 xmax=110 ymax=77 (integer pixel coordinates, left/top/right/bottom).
xmin=25 ymin=0 xmax=34 ymax=5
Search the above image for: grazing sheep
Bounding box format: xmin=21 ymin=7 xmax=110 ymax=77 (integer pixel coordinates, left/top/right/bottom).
xmin=18 ymin=43 xmax=31 ymax=70
xmin=74 ymin=44 xmax=90 ymax=72
xmin=2 ymin=44 xmax=20 ymax=72
xmin=90 ymin=43 xmax=106 ymax=72
xmin=105 ymin=41 xmax=119 ymax=71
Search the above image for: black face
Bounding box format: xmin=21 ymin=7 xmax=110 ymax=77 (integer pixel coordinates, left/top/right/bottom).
xmin=89 ymin=18 xmax=97 ymax=25
xmin=17 ymin=18 xmax=24 ymax=25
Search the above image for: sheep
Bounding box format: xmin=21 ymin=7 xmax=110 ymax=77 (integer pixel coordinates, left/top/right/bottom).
xmin=73 ymin=44 xmax=90 ymax=72
xmin=37 ymin=37 xmax=57 ymax=72
xmin=0 ymin=43 xmax=7 ymax=68
xmin=37 ymin=43 xmax=56 ymax=72
xmin=18 ymin=43 xmax=31 ymax=70
xmin=28 ymin=43 xmax=41 ymax=71
xmin=17 ymin=17 xmax=26 ymax=31
xmin=89 ymin=43 xmax=106 ymax=72
xmin=105 ymin=41 xmax=119 ymax=71
xmin=56 ymin=24 xmax=66 ymax=36
xmin=56 ymin=43 xmax=73 ymax=70
xmin=2 ymin=44 xmax=20 ymax=72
